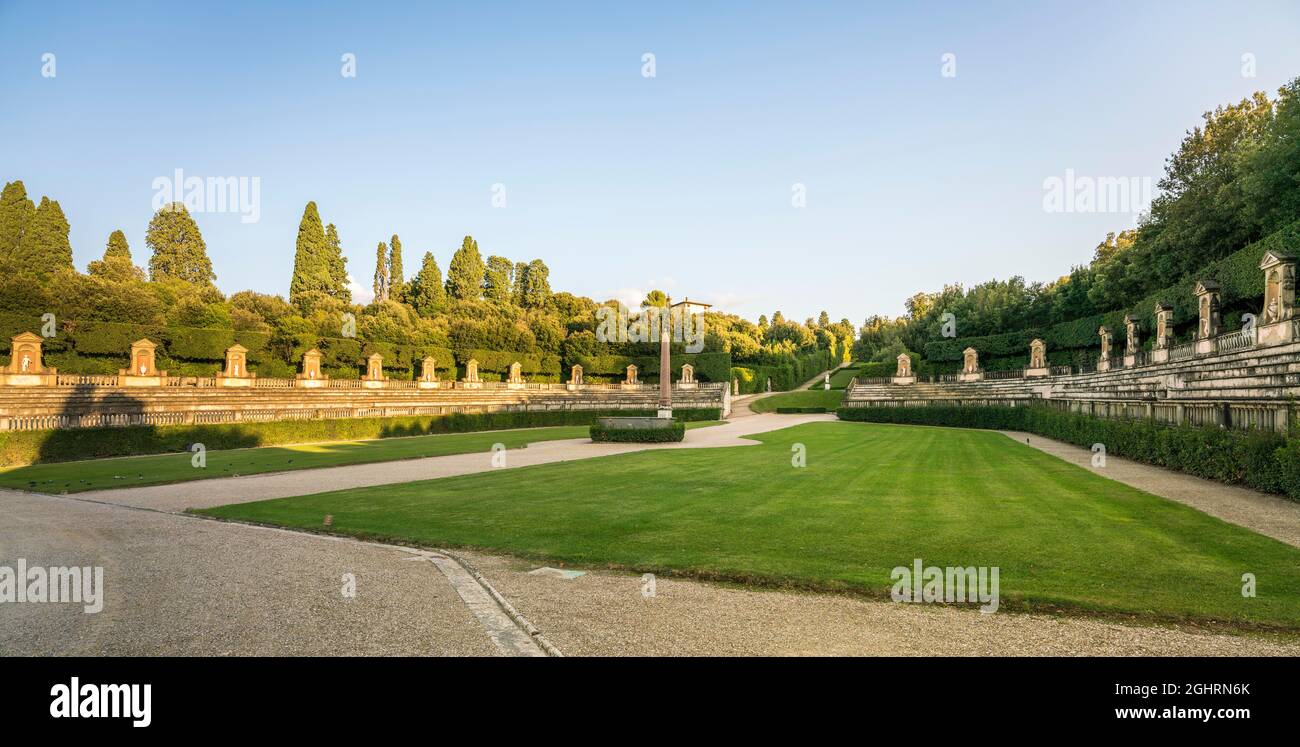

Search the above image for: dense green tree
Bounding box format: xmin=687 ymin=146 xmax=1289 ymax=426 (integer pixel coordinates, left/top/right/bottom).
xmin=289 ymin=202 xmax=332 ymax=309
xmin=511 ymin=260 xmax=529 ymax=305
xmin=521 ymin=259 xmax=551 ymax=308
xmin=445 ymin=235 xmax=485 ymax=301
xmin=0 ymin=180 xmax=35 ymax=259
xmin=484 ymin=255 xmax=514 ymax=303
xmin=146 ymin=203 xmax=214 ymax=284
xmin=88 ymin=230 xmax=145 ymax=282
xmin=324 ymin=223 xmax=350 ymax=302
xmin=372 ymin=241 xmax=389 ymax=302
xmin=388 ymin=234 xmax=405 ymax=301
xmin=15 ymin=196 xmax=73 ymax=277
xmin=409 ymin=251 xmax=445 ymax=316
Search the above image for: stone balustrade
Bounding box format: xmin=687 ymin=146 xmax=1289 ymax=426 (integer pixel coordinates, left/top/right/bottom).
xmin=0 ymin=379 xmax=729 ymax=432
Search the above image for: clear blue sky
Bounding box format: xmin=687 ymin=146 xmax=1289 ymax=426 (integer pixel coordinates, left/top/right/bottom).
xmin=2 ymin=1 xmax=1298 ymax=323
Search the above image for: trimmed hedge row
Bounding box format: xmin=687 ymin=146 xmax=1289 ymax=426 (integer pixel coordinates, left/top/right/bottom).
xmin=837 ymin=404 xmax=1300 ymax=501
xmin=589 ymin=421 xmax=686 ymax=443
xmin=0 ymin=407 xmax=723 ymax=467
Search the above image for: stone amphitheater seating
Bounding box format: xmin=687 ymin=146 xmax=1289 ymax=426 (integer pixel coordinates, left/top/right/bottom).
xmin=843 ymin=340 xmax=1300 ymax=432
xmin=0 ymin=382 xmax=729 ymax=432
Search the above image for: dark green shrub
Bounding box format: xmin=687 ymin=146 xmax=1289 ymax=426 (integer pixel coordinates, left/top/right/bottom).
xmin=590 ymin=421 xmax=686 ymax=443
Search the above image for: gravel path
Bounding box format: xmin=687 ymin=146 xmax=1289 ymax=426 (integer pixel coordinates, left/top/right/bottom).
xmin=1002 ymin=430 xmax=1300 ymax=549
xmin=0 ymin=491 xmax=499 ymax=656
xmin=460 ymin=550 xmax=1300 ymax=656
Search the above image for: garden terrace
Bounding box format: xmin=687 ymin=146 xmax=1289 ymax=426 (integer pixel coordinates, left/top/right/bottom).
xmin=0 ymin=380 xmax=729 ymax=431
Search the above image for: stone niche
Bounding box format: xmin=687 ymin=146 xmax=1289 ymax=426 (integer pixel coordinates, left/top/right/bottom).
xmin=621 ymin=364 xmax=640 ymax=389
xmin=296 ymin=348 xmax=328 ymax=388
xmin=956 ymin=347 xmax=983 ymax=382
xmin=1 ymin=332 xmax=57 ymax=386
xmin=567 ymin=364 xmax=584 ymax=390
xmin=361 ymin=353 xmax=386 ymax=389
xmin=1123 ymin=315 xmax=1140 ymax=368
xmin=460 ymin=358 xmax=482 ymax=389
xmin=216 ymin=343 xmax=253 ymax=387
xmin=1025 ymin=338 xmax=1049 ymax=378
xmin=120 ymin=338 xmax=166 ymax=386
xmin=506 ymin=361 xmax=526 ymax=389
xmin=418 ymin=356 xmax=441 ymax=389
xmin=678 ymin=363 xmax=698 ymax=389
xmin=1194 ymin=280 xmax=1221 ymax=355
xmin=1152 ymin=303 xmax=1174 ymax=363
xmin=1256 ymin=251 xmax=1296 ymax=346
xmin=891 ymin=352 xmax=915 ymax=385
xmin=1097 ymin=326 xmax=1112 ymax=372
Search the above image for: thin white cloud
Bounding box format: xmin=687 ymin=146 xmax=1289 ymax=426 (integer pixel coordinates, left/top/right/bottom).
xmin=348 ymin=274 xmax=374 ymax=305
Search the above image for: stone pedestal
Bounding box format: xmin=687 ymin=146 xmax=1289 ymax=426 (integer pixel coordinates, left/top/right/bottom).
xmin=1256 ymin=320 xmax=1295 ymax=347
xmin=2 ymin=332 xmax=57 ymax=386
xmin=1097 ymin=358 xmax=1111 ymax=373
xmin=1024 ymin=367 xmax=1049 ymax=378
xmin=1194 ymin=339 xmax=1215 ymax=355
xmin=361 ymin=379 xmax=386 ymax=389
xmin=891 ymin=376 xmax=915 ymax=385
xmin=120 ymin=374 xmax=165 ymax=387
xmin=418 ymin=356 xmax=440 ymax=389
xmin=1123 ymin=354 xmax=1136 ymax=368
xmin=297 ymin=348 xmax=328 ymax=388
xmin=215 ymin=375 xmax=253 ymax=388
xmin=958 ymin=348 xmax=981 ymax=382
xmin=216 ymin=343 xmax=253 ymax=387
xmin=1152 ymin=348 xmax=1169 ymax=364
xmin=506 ymin=362 xmax=525 ymax=389
xmin=121 ymin=338 xmax=165 ymax=385
xmin=461 ymin=359 xmax=481 ymax=389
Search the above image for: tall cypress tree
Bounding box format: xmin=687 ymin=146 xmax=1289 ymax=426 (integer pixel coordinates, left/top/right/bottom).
xmin=15 ymin=196 xmax=73 ymax=277
xmin=88 ymin=230 xmax=145 ymax=281
xmin=410 ymin=251 xmax=446 ymax=316
xmin=388 ymin=234 xmax=405 ymax=301
xmin=289 ymin=201 xmax=331 ymax=309
xmin=372 ymin=241 xmax=389 ymax=302
xmin=146 ymin=203 xmax=215 ymax=284
xmin=445 ymin=235 xmax=485 ymax=301
xmin=325 ymin=223 xmax=350 ymax=302
xmin=0 ymin=180 xmax=35 ymax=260
xmin=104 ymin=229 xmax=131 ymax=260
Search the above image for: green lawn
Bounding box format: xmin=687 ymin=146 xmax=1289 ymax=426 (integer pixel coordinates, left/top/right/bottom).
xmin=197 ymin=421 xmax=1300 ymax=631
xmin=0 ymin=426 xmax=596 ymax=493
xmin=749 ymin=389 xmax=844 ymax=413
xmin=826 ymin=366 xmax=862 ymax=389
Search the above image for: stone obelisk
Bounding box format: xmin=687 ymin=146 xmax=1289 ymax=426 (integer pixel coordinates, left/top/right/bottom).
xmin=658 ymin=301 xmax=672 ymax=419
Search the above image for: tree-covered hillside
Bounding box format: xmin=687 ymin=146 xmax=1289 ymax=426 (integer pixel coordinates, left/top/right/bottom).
xmin=856 ymin=78 xmax=1300 ymax=373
